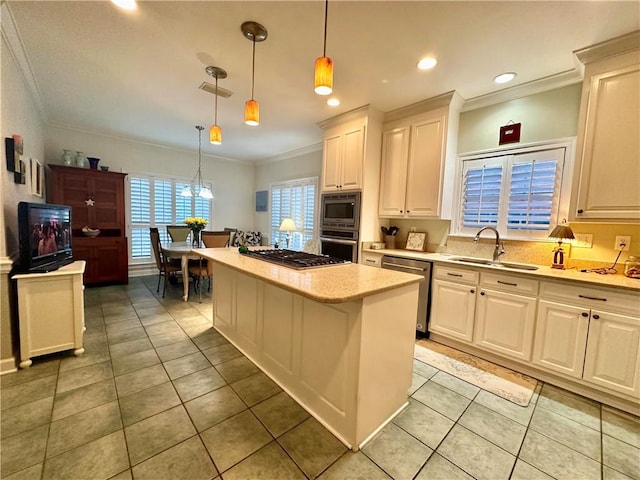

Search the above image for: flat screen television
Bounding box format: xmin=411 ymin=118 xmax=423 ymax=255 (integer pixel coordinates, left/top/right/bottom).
xmin=18 ymin=202 xmax=73 ymax=273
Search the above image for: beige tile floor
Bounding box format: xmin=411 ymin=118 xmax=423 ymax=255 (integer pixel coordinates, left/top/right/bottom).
xmin=1 ymin=276 xmax=639 ymax=480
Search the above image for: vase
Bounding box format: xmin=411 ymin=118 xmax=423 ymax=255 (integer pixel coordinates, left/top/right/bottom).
xmin=87 ymin=157 xmax=100 ymax=170
xmin=75 ymin=151 xmax=87 ymax=168
xmin=191 ymin=230 xmax=201 ymax=247
xmin=61 ymin=149 xmax=73 ymax=166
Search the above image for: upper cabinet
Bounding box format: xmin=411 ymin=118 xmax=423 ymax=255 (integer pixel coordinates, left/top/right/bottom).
xmin=321 ymin=121 xmax=365 ymax=191
xmin=378 ymin=91 xmax=462 ymax=220
xmin=570 ymin=31 xmax=640 ymax=222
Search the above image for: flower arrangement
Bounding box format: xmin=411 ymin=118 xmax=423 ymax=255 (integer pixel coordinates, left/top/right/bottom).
xmin=183 ymin=217 xmax=208 ymax=246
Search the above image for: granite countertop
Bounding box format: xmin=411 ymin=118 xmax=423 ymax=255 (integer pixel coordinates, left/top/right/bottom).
xmin=195 ymin=248 xmax=424 ymax=303
xmin=364 ymin=249 xmax=640 ymax=292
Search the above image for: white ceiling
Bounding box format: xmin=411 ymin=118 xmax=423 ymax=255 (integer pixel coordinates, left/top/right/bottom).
xmin=6 ymin=1 xmax=639 ymax=163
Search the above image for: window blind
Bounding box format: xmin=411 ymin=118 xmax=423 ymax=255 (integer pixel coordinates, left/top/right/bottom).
xmin=270 ymin=177 xmax=318 ymax=250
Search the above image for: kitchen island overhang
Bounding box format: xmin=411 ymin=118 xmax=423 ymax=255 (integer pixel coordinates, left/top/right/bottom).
xmin=196 ymin=248 xmax=423 ymax=450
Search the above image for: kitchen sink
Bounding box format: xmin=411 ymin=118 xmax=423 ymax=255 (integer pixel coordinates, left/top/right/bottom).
xmin=449 ymin=257 xmax=539 ymax=271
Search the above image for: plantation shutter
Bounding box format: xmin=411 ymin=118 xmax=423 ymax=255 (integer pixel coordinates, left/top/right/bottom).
xmin=130 ymin=178 xmax=151 ymax=259
xmin=462 ymin=159 xmax=503 ymax=228
xmin=270 ymin=177 xmax=318 ymax=250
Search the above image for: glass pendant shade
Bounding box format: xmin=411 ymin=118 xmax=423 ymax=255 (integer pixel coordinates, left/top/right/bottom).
xmin=198 ymin=186 xmax=214 ymax=199
xmin=245 ymin=99 xmax=259 ymax=126
xmin=314 ymin=56 xmax=333 ymax=95
xmin=209 ymin=125 xmax=222 ymax=145
xmin=180 ymin=185 xmax=193 ymax=197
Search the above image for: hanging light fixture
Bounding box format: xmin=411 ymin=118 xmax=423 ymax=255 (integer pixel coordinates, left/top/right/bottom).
xmin=241 ymin=21 xmax=268 ymax=126
xmin=314 ymin=0 xmax=333 ymax=95
xmin=181 ymin=126 xmax=213 ymax=199
xmin=205 ymin=66 xmax=227 ymax=145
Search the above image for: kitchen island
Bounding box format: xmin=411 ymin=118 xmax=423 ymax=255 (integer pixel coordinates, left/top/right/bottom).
xmin=195 ymin=248 xmax=423 ymax=450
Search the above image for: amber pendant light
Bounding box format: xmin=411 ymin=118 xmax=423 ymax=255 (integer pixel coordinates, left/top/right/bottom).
xmin=314 ymin=0 xmax=333 ymax=95
xmin=241 ymin=21 xmax=268 ymax=126
xmin=205 ymin=66 xmax=227 ymax=145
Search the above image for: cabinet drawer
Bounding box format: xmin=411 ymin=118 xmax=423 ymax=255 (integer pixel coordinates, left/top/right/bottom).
xmin=540 ymin=281 xmax=640 ymax=315
xmin=480 ymin=272 xmax=538 ymax=296
xmin=361 ymin=253 xmax=382 ymax=267
xmin=433 ymin=264 xmax=479 ymax=284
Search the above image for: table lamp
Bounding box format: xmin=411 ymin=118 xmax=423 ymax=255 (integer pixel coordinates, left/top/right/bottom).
xmin=279 ymin=218 xmax=296 ymax=249
xmin=548 ymin=221 xmax=574 ymax=269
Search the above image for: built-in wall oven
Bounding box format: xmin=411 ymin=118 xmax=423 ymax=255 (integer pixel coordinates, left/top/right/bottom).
xmin=320 ymin=191 xmax=361 ymax=263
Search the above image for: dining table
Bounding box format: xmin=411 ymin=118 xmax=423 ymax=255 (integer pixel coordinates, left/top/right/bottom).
xmin=162 ymin=241 xmax=202 ymax=301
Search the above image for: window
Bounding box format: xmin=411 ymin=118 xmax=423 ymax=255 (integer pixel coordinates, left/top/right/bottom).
xmin=270 ymin=177 xmax=318 ymax=250
xmin=456 ymin=143 xmax=572 ymax=239
xmin=129 ymin=175 xmax=212 ymax=262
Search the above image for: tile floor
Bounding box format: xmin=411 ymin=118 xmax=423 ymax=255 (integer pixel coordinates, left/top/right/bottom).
xmin=1 ymin=276 xmax=639 ymax=480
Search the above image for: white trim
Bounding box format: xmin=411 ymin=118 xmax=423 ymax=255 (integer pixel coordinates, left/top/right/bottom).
xmin=0 ymin=357 xmax=18 ymax=375
xmin=255 ymin=143 xmax=323 ymax=166
xmin=358 ymin=401 xmax=409 ymax=450
xmin=0 ymin=257 xmax=15 ymax=275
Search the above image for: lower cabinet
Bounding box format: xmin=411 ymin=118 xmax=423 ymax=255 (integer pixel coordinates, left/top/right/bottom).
xmin=429 ymin=265 xmax=478 ymax=342
xmin=73 ymin=237 xmax=128 ymax=285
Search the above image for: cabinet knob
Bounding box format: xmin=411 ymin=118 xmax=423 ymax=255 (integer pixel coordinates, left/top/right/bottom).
xmin=480 ymin=291 xmax=485 ymax=296
xmin=577 ymin=209 xmax=584 ymax=214
xmin=407 ymin=210 xmax=410 ymax=213
xmin=470 ymin=289 xmax=475 ymax=294
xmin=400 ymin=210 xmax=403 ymax=213
xmin=592 ymin=314 xmax=600 ymax=320
xmin=581 ymin=312 xmax=589 ymax=317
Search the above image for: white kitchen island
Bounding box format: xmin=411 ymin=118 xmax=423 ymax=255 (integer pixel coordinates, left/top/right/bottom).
xmin=196 ymin=248 xmax=423 ymax=450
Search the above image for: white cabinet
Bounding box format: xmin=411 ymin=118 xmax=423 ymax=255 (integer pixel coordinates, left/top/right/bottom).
xmin=429 ymin=265 xmax=478 ymax=342
xmin=533 ymin=281 xmax=640 ymax=399
xmin=571 ymin=32 xmax=640 ymax=221
xmin=322 ymin=122 xmax=365 ymax=191
xmin=360 ymin=251 xmax=382 ymax=267
xmin=379 ymin=92 xmax=462 ymax=219
xmin=12 ymin=261 xmax=86 ymax=368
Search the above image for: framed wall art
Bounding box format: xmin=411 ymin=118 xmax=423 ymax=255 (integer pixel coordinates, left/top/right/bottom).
xmin=255 ymin=190 xmax=268 ymax=212
xmin=5 ymin=137 xmax=15 ymax=171
xmin=405 ymin=231 xmax=427 ymax=251
xmin=30 ymin=158 xmax=43 ymax=197
xmin=14 ymin=159 xmax=26 ymax=184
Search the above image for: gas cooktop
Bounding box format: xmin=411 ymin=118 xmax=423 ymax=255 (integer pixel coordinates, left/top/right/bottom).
xmin=243 ymin=249 xmax=350 ymax=270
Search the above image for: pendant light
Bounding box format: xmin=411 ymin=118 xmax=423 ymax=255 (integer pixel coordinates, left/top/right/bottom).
xmin=241 ymin=21 xmax=268 ymax=126
xmin=314 ymin=0 xmax=333 ymax=95
xmin=205 ymin=66 xmax=227 ymax=145
xmin=180 ymin=126 xmax=213 ymax=199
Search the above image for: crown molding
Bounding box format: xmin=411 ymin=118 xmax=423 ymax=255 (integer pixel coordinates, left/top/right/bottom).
xmin=384 ymin=91 xmax=463 ymax=123
xmin=317 ymin=104 xmax=381 ymax=130
xmin=1 ymin=3 xmax=48 ymax=122
xmin=255 ymin=142 xmax=323 ymax=166
xmin=574 ymin=30 xmax=640 ymax=65
xmin=461 ymin=69 xmax=583 ymax=112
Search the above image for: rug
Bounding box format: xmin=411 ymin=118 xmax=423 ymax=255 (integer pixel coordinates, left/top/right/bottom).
xmin=414 ymin=339 xmax=538 ymax=407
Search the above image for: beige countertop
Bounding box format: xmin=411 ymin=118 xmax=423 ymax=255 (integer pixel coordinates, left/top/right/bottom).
xmin=364 ymin=249 xmax=640 ymax=292
xmin=195 ymin=248 xmax=424 ymax=303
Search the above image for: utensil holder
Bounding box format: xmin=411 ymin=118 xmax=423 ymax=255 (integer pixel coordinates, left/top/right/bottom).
xmin=385 ymin=235 xmax=396 ymax=249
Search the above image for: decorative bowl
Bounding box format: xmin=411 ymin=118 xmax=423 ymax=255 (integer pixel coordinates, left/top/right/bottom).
xmin=100 ymin=165 xmax=109 ymax=171
xmin=82 ymin=227 xmax=100 ymax=237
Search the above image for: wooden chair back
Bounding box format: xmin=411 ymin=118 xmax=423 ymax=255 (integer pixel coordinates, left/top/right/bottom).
xmin=201 ymin=231 xmax=230 ymax=248
xmin=150 ymin=227 xmax=163 ymax=269
xmin=166 ymin=225 xmax=190 ymax=242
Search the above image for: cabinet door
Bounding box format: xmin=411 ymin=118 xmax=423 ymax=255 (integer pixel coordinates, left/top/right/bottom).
xmin=340 ymin=126 xmax=365 ymax=190
xmin=322 ymin=133 xmax=342 ymax=191
xmin=55 ymin=172 xmax=93 ymax=229
xmin=92 ymin=239 xmax=127 ymax=283
xmin=532 ymin=300 xmax=589 ymax=379
xmin=92 ymin=175 xmax=124 ymax=230
xmin=71 ymin=244 xmax=96 ymax=283
xmin=429 ymin=279 xmax=476 ymax=342
xmin=405 ymin=115 xmax=445 ymax=217
xmin=474 ymin=289 xmax=536 ymax=361
xmin=378 ymin=127 xmax=410 ymax=217
xmin=583 ymin=310 xmax=640 ymax=397
xmin=574 ymin=62 xmax=640 ymax=220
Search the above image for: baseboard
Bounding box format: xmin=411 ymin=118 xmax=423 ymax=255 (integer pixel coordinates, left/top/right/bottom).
xmin=0 ymin=356 xmax=17 ymax=375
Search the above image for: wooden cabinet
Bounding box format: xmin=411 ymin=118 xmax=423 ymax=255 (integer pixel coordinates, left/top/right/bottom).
xmin=13 ymin=261 xmax=86 ymax=368
xmin=533 ymin=281 xmax=640 ymax=399
xmin=429 ymin=265 xmax=478 ymax=342
xmin=321 ymin=122 xmax=365 ymax=191
xmin=48 ymin=164 xmax=128 ymax=285
xmin=379 ymin=92 xmax=462 ymax=219
xmin=571 ymin=32 xmax=640 ymax=221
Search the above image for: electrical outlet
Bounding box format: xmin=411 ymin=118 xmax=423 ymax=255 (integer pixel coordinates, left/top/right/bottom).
xmin=614 ymin=235 xmax=631 ymax=251
xmin=573 ymin=233 xmax=593 ymax=248
xmin=410 ymin=226 xmax=416 ymax=232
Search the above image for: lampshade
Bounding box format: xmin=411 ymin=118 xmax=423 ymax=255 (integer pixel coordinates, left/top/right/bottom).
xmin=209 ymin=125 xmax=222 ymax=145
xmin=549 ymin=224 xmax=575 ymax=240
xmin=198 ymin=186 xmax=213 ymax=200
xmin=180 ymin=185 xmax=192 ymax=197
xmin=314 ymin=56 xmax=333 ymax=95
xmin=279 ymin=218 xmax=297 ymax=232
xmin=184 ymin=126 xmax=214 ymax=200
xmin=244 ymin=100 xmax=259 ymax=127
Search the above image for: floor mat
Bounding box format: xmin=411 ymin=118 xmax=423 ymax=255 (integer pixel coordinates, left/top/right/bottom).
xmin=415 ymin=339 xmax=538 ymax=407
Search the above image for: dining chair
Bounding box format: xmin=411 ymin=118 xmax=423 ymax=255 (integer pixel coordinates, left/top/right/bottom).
xmin=166 ymin=225 xmax=190 ymax=242
xmin=201 ymin=231 xmax=231 ymax=248
xmin=150 ymin=227 xmax=182 ymax=298
xmin=188 ymin=231 xmax=228 ymax=300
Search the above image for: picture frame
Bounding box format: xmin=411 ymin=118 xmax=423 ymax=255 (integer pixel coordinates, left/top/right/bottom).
xmin=5 ymin=137 xmax=15 ymax=172
xmin=30 ymin=158 xmax=43 ymax=197
xmin=405 ymin=231 xmax=427 ymax=251
xmin=499 ymin=122 xmax=521 ymax=145
xmin=14 ymin=159 xmax=26 ymax=184
xmin=255 ymin=190 xmax=268 ymax=212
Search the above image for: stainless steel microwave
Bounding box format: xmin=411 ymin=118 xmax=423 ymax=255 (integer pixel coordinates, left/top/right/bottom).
xmin=320 ymin=191 xmax=361 ymax=231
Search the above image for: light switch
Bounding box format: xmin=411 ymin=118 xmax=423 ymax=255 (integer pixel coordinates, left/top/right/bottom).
xmin=573 ymin=233 xmax=593 ymax=248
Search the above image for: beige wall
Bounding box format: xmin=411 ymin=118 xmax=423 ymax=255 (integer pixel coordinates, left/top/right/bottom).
xmin=253 ymin=150 xmax=322 ymax=245
xmin=458 ymin=84 xmax=582 ymax=154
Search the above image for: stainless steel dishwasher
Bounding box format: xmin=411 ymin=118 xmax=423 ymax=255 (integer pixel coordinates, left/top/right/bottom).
xmin=381 ymin=255 xmax=431 ymax=336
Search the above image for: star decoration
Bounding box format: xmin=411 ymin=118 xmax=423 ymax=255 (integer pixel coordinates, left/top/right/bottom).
xmin=85 ymin=198 xmax=95 ymax=207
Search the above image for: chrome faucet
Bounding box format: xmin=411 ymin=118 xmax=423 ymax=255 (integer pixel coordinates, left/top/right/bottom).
xmin=474 ymin=227 xmax=505 ymax=262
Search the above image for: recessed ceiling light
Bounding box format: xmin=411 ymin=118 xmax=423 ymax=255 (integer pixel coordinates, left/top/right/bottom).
xmin=111 ymin=0 xmax=137 ymax=10
xmin=417 ymin=57 xmax=437 ymax=70
xmin=327 ymin=98 xmax=340 ymax=107
xmin=494 ymin=72 xmax=517 ymax=84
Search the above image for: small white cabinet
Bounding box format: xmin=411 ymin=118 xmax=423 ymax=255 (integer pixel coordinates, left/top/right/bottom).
xmin=429 ymin=265 xmax=478 ymax=342
xmin=12 ymin=261 xmax=86 ymax=368
xmin=360 ymin=251 xmax=382 ymax=267
xmin=378 ymin=92 xmax=462 ymax=219
xmin=322 ymin=122 xmax=365 ymax=191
